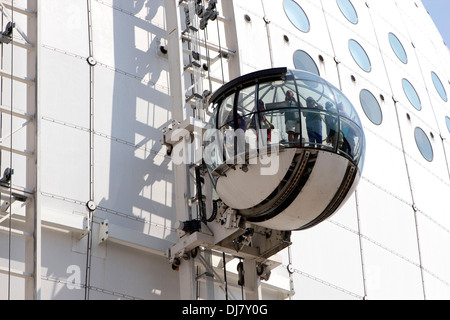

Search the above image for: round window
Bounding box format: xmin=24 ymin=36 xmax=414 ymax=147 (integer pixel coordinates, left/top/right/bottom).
xmin=446 ymin=116 xmax=450 ymax=133
xmin=337 ymin=0 xmax=358 ymax=24
xmin=388 ymin=33 xmax=408 ymax=64
xmin=431 ymin=71 xmax=448 ymax=102
xmin=360 ymin=89 xmax=382 ymax=125
xmin=414 ymin=127 xmax=433 ymax=162
xmin=284 ymin=0 xmax=310 ymax=33
xmin=402 ymin=79 xmax=422 ymax=111
xmin=293 ymin=50 xmax=320 ymax=76
xmin=349 ymin=39 xmax=371 ymax=72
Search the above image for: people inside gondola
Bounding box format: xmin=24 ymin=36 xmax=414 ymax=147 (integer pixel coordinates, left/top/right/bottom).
xmin=305 ymin=97 xmax=323 ymax=146
xmin=285 ymin=90 xmax=300 ymax=143
xmin=324 ymin=101 xmax=338 ymax=147
xmin=252 ymin=100 xmax=274 ymax=142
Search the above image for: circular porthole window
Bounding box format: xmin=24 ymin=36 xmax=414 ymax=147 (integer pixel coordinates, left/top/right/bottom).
xmin=360 ymin=89 xmax=382 ymax=125
xmin=349 ymin=39 xmax=371 ymax=72
xmin=284 ymin=0 xmax=310 ymax=33
xmin=446 ymin=116 xmax=450 ymax=133
xmin=293 ymin=50 xmax=320 ymax=76
xmin=431 ymin=71 xmax=448 ymax=102
xmin=402 ymin=78 xmax=422 ymax=111
xmin=337 ymin=0 xmax=358 ymax=24
xmin=414 ymin=127 xmax=433 ymax=162
xmin=388 ymin=33 xmax=408 ymax=64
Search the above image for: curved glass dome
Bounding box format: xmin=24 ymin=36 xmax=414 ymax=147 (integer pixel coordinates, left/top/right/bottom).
xmin=205 ymin=68 xmax=366 ymax=176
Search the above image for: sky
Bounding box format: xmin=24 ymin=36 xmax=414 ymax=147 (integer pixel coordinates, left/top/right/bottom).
xmin=421 ymin=0 xmax=450 ymax=47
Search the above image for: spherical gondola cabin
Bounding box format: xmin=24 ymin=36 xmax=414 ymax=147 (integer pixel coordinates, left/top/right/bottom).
xmin=204 ymin=68 xmax=366 ymax=231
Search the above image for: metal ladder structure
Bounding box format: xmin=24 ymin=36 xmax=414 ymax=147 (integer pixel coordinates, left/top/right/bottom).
xmin=0 ymin=0 xmax=38 ymax=300
xmin=163 ymin=0 xmax=292 ymax=300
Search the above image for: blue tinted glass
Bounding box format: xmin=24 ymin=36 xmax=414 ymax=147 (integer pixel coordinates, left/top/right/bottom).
xmin=446 ymin=116 xmax=450 ymax=133
xmin=402 ymin=79 xmax=421 ymax=111
xmin=337 ymin=0 xmax=358 ymax=24
xmin=389 ymin=33 xmax=407 ymax=64
xmin=349 ymin=39 xmax=371 ymax=72
xmin=284 ymin=0 xmax=310 ymax=33
xmin=414 ymin=127 xmax=433 ymax=162
xmin=293 ymin=50 xmax=320 ymax=76
xmin=360 ymin=89 xmax=382 ymax=125
xmin=431 ymin=71 xmax=448 ymax=102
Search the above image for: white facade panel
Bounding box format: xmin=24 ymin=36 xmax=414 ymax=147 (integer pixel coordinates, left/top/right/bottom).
xmin=290 ymin=221 xmax=365 ymax=299
xmin=40 ymin=120 xmax=90 ymax=202
xmin=362 ymin=239 xmax=424 ymax=300
xmin=40 ymin=49 xmax=90 ymax=128
xmin=357 ymin=179 xmax=420 ymax=265
xmin=40 ymin=0 xmax=89 ymax=58
xmin=416 ymin=213 xmax=450 ymax=290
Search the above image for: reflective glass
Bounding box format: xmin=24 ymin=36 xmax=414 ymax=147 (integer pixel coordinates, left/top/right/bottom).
xmin=388 ymin=32 xmax=408 ymax=64
xmin=339 ymin=118 xmax=366 ymax=171
xmin=293 ymin=50 xmax=320 ymax=76
xmin=402 ymin=79 xmax=421 ymax=111
xmin=446 ymin=116 xmax=450 ymax=133
xmin=237 ymin=85 xmax=257 ymax=116
xmin=349 ymin=39 xmax=371 ymax=72
xmin=204 ymin=126 xmax=224 ymax=174
xmin=337 ymin=0 xmax=358 ymax=24
xmin=284 ymin=0 xmax=310 ymax=33
xmin=206 ymin=69 xmax=366 ymax=171
xmin=258 ymin=79 xmax=298 ymax=109
xmin=414 ymin=127 xmax=433 ymax=162
xmin=218 ymin=94 xmax=235 ymax=128
xmin=332 ymin=87 xmax=362 ymax=127
xmin=431 ymin=71 xmax=448 ymax=102
xmin=360 ymin=89 xmax=382 ymax=125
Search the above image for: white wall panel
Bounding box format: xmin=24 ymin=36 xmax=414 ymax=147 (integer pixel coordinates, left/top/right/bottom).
xmin=88 ymin=242 xmax=179 ymax=300
xmin=40 ymin=0 xmax=89 ymax=58
xmin=40 ymin=49 xmax=90 ymax=128
xmin=408 ymin=160 xmax=450 ymax=229
xmin=40 ymin=228 xmax=87 ymax=300
xmin=361 ymin=132 xmax=412 ymax=205
xmin=292 ymin=272 xmax=361 ymax=300
xmin=91 ymin=0 xmax=168 ymax=86
xmin=93 ymin=134 xmax=176 ymax=239
xmin=40 ymin=120 xmax=90 ymax=202
xmin=233 ymin=3 xmax=271 ymax=72
xmin=422 ymin=273 xmax=450 ymax=300
xmin=93 ymin=66 xmax=171 ymax=145
xmin=417 ymin=214 xmax=450 ymax=288
xmin=290 ymin=221 xmax=364 ymax=298
xmin=362 ymin=239 xmax=424 ymax=300
xmin=357 ymin=179 xmax=420 ymax=264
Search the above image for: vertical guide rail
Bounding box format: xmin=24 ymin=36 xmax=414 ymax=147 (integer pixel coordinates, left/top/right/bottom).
xmin=84 ymin=0 xmax=95 ymax=300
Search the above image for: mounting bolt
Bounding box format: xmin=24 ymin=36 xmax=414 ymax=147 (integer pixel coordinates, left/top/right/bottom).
xmin=86 ymin=200 xmax=97 ymax=212
xmin=87 ymin=56 xmax=97 ymax=66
